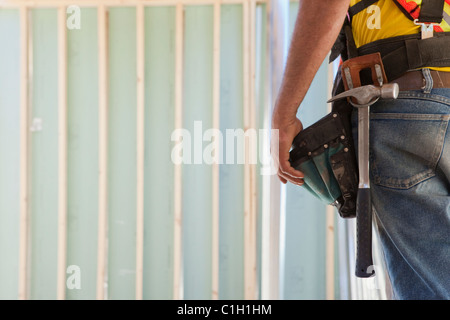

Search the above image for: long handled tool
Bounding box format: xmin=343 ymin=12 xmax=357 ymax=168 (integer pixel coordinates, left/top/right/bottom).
xmin=328 ymin=54 xmax=399 ymax=277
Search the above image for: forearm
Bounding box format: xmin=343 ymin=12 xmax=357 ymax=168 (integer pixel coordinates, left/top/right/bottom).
xmin=273 ymin=0 xmax=350 ymax=122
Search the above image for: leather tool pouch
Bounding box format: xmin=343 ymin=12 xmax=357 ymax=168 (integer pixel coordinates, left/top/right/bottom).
xmin=289 ymin=70 xmax=358 ymax=219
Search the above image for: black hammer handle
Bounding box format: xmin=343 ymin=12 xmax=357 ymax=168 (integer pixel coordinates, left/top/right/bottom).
xmin=355 ymin=188 xmax=375 ymax=278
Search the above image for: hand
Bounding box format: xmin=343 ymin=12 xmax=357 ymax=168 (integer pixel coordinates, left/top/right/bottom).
xmin=271 ymin=111 xmax=305 ymax=186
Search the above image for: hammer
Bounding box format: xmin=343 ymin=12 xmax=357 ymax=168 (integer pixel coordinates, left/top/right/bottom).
xmin=328 ymin=83 xmax=399 ymax=107
xmin=328 ymin=82 xmax=399 ymax=277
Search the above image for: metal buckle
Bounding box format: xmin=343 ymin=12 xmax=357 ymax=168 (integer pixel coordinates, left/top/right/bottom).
xmin=414 ymin=19 xmax=439 ymax=39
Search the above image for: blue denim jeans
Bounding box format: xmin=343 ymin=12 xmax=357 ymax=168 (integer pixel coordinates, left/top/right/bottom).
xmin=352 ymin=70 xmax=450 ymax=300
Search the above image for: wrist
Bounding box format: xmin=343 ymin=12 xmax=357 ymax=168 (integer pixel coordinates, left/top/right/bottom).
xmin=272 ymin=105 xmax=299 ymax=129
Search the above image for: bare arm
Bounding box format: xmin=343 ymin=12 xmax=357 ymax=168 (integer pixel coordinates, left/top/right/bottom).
xmin=271 ymin=0 xmax=350 ymax=185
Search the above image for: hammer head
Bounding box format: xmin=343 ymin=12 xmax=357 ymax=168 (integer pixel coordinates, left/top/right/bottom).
xmin=380 ymin=83 xmax=399 ymax=100
xmin=328 ymin=83 xmax=399 ymax=107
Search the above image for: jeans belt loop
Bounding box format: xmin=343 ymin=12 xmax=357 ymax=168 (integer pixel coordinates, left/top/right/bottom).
xmin=421 ymin=68 xmax=434 ymax=93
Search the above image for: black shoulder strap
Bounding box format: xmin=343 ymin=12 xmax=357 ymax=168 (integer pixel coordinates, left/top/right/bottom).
xmin=419 ymin=0 xmax=445 ymax=23
xmin=348 ymin=0 xmax=380 ymax=20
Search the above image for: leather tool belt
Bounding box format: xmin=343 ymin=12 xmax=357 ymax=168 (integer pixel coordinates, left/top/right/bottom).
xmin=393 ymin=69 xmax=450 ymax=90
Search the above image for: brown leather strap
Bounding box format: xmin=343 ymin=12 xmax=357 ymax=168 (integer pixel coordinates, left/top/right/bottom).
xmin=392 ymin=70 xmax=450 ymax=91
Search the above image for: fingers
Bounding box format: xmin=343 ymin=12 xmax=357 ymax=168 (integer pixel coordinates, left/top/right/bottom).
xmin=277 ymin=173 xmax=288 ymax=184
xmin=277 ymin=171 xmax=304 ymax=186
xmin=270 ymin=116 xmax=305 ymax=187
xmin=271 ymin=149 xmax=305 ymax=187
xmin=277 ymin=159 xmax=305 ymax=186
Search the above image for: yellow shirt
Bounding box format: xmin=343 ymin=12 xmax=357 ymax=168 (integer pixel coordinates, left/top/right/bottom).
xmin=350 ymin=0 xmax=450 ymax=72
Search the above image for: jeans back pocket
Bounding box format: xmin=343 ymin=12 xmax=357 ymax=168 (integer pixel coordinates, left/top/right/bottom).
xmin=370 ymin=113 xmax=450 ymax=189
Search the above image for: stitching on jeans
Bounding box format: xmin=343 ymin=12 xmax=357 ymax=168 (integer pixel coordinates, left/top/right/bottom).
xmin=371 ymin=113 xmax=450 ymax=121
xmin=398 ymin=92 xmax=450 ymax=105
